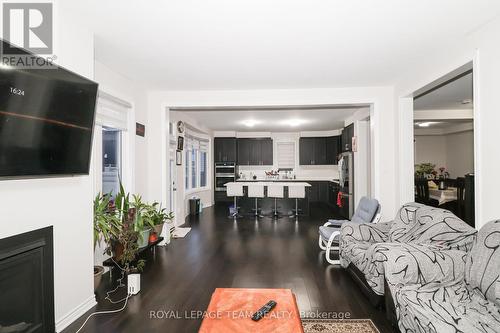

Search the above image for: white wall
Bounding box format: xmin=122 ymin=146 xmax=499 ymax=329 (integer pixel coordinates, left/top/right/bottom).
xmin=0 ymin=5 xmax=96 ymax=332
xmin=414 ymin=135 xmax=447 ymax=170
xmin=445 ymin=131 xmax=474 ymax=178
xmin=414 ymin=131 xmax=474 ymax=179
xmin=396 ymin=15 xmax=500 ymax=228
xmin=147 ymin=87 xmax=398 ymax=222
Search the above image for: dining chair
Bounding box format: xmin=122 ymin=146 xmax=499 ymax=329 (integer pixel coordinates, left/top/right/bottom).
xmin=464 ymin=174 xmax=475 ymax=228
xmin=415 ymin=179 xmax=430 ymax=204
xmin=415 ymin=179 xmax=439 ymax=207
xmin=456 ymin=177 xmax=466 ymax=219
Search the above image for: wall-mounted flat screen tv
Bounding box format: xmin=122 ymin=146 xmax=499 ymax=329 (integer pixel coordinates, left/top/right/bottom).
xmin=0 ymin=40 xmax=98 ymax=177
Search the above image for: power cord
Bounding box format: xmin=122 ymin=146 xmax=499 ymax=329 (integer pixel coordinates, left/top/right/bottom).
xmin=75 ymin=259 xmax=133 ymax=333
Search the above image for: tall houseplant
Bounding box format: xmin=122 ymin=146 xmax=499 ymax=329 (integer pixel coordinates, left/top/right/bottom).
xmin=93 ymin=193 xmax=120 ymax=290
xmin=105 ymin=184 xmax=146 ymax=273
xmin=131 ymin=194 xmax=154 ymax=248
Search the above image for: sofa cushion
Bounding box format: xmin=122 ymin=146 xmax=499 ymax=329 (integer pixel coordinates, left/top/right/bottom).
xmin=396 ymin=282 xmax=500 ymax=333
xmin=396 ymin=206 xmax=477 ymax=251
xmin=465 ymin=220 xmax=500 ymax=307
xmin=388 ymin=203 xmax=425 ymax=242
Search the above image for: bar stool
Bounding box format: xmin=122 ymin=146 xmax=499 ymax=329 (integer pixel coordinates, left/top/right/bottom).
xmin=226 ymin=183 xmax=244 ymax=218
xmin=288 ymin=184 xmax=306 ymax=219
xmin=248 ymin=183 xmax=265 ymax=218
xmin=267 ymin=183 xmax=284 ymax=219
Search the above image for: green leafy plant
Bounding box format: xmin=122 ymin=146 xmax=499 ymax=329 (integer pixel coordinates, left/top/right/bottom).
xmin=147 ymin=202 xmax=174 ymax=226
xmin=415 ymin=163 xmax=436 ymax=178
xmin=93 ymin=193 xmax=120 ymax=250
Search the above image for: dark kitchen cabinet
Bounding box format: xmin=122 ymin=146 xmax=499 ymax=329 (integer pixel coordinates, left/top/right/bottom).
xmin=318 ymin=182 xmax=329 ymax=202
xmin=237 ymin=138 xmax=273 ymax=166
xmin=314 ymin=137 xmax=327 ymax=165
xmin=237 ymin=138 xmax=251 ymax=165
xmin=299 ymin=136 xmax=340 ymax=165
xmin=341 ymin=124 xmax=354 ymax=152
xmin=299 ymin=137 xmax=315 ymax=165
xmin=326 ymin=136 xmax=340 ymax=164
xmin=328 ymin=181 xmax=340 ymax=210
xmin=214 ymin=137 xmax=237 ymax=162
xmin=308 ymin=181 xmax=332 ymax=203
xmin=261 ymin=139 xmax=273 ymax=165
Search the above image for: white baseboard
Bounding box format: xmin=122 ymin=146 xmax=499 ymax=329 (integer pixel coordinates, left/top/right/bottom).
xmin=56 ymin=294 xmax=97 ymax=332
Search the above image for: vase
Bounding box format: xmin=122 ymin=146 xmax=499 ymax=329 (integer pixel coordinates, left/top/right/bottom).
xmin=137 ymin=228 xmax=151 ymax=248
xmin=153 ymin=223 xmax=164 ymax=236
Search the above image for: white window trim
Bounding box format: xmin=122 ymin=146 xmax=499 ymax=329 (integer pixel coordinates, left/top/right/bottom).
xmin=184 ymin=134 xmax=210 ymax=195
xmin=92 ymin=90 xmax=134 ymax=195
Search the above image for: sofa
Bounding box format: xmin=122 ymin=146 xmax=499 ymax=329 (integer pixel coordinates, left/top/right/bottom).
xmin=384 ymin=220 xmax=500 ymax=333
xmin=339 ymin=203 xmax=477 ymax=305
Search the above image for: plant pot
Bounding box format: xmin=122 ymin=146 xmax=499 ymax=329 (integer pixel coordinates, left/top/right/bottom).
xmin=153 ymin=223 xmax=164 ymax=236
xmin=111 ymin=240 xmax=124 ymax=261
xmin=94 ymin=265 xmax=104 ymax=291
xmin=137 ymin=228 xmax=151 ymax=248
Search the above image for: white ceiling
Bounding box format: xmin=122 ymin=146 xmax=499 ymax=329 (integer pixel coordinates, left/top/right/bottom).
xmin=414 ymin=72 xmax=473 ymax=110
xmin=175 ymin=106 xmax=364 ymax=132
xmin=64 ymin=1 xmax=500 ymax=90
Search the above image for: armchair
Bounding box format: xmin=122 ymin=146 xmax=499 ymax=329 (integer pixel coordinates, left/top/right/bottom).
xmin=318 ymin=197 xmax=380 ymax=265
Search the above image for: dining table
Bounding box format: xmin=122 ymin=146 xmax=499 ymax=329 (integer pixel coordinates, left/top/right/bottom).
xmin=429 ymin=187 xmax=458 ymax=205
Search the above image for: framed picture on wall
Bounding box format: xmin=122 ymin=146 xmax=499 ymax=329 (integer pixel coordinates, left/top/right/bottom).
xmin=177 ymin=136 xmax=184 ymax=151
xmin=176 ymin=150 xmax=182 ymax=165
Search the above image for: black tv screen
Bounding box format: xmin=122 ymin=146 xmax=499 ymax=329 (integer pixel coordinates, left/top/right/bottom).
xmin=0 ymin=41 xmax=98 ymax=177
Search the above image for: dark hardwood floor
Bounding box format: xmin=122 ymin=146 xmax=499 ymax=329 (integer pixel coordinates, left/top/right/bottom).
xmin=64 ymin=203 xmax=395 ymax=333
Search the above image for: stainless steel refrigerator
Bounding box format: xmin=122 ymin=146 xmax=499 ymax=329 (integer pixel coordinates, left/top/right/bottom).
xmin=338 ymin=152 xmax=354 ymax=219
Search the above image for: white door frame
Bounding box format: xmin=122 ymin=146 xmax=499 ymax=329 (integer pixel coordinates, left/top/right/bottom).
xmin=397 ymin=58 xmax=480 ymax=226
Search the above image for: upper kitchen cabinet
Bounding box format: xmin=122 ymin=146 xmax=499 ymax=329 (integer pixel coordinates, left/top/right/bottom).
xmin=341 ymin=124 xmax=354 ymax=152
xmin=299 ymin=136 xmax=340 ymax=165
xmin=237 ymin=138 xmax=273 ymax=166
xmin=214 ymin=137 xmax=237 ymax=163
xmin=326 ymin=136 xmax=340 ymax=164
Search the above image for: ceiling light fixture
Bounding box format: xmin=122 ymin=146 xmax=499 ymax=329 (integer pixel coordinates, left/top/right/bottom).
xmin=417 ymin=122 xmax=438 ymax=127
xmin=241 ymin=119 xmax=259 ymax=127
xmin=283 ymin=119 xmax=307 ymax=127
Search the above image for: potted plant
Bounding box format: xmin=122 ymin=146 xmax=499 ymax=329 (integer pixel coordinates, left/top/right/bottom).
xmin=147 ymin=202 xmax=174 ymax=237
xmin=131 ymin=194 xmax=153 ymax=248
xmin=111 ymin=206 xmax=146 ymax=274
xmin=93 ymin=192 xmax=120 ymax=291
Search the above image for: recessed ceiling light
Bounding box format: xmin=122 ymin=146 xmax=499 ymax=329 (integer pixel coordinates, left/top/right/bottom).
xmin=241 ymin=119 xmax=259 ymax=127
xmin=283 ymin=119 xmax=308 ymax=127
xmin=417 ymin=122 xmax=438 ymax=127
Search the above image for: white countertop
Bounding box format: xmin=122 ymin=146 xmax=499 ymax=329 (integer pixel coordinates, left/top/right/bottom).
xmin=226 ymin=181 xmax=312 ymax=187
xmin=236 ymin=177 xmax=339 ymax=183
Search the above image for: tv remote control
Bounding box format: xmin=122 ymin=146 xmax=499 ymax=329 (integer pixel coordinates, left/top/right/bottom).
xmin=251 ymin=300 xmax=277 ymax=321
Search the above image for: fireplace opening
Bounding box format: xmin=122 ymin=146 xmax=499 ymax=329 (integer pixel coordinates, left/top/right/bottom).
xmin=0 ymin=227 xmax=54 ymax=333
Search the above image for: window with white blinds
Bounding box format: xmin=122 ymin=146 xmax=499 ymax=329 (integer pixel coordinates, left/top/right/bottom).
xmin=95 ymin=91 xmax=131 ymax=130
xmin=277 ymin=142 xmax=295 ymax=169
xmin=184 ymin=133 xmax=209 ymax=190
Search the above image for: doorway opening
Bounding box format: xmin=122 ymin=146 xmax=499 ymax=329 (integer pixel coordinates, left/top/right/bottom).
xmin=413 ymin=69 xmax=475 ymax=227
